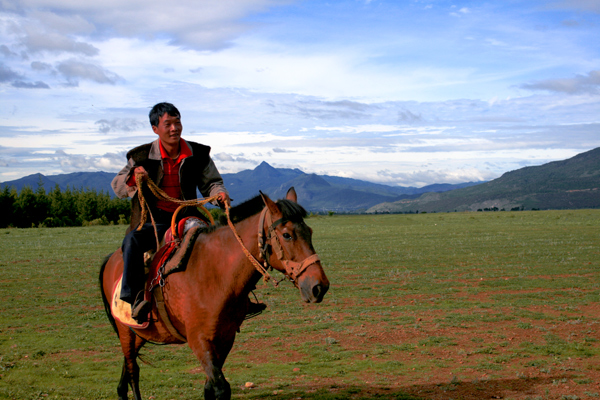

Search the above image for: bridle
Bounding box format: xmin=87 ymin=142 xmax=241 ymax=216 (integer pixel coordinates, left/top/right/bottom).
xmin=256 ymin=207 xmax=321 ymax=285
xmin=225 ymin=202 xmax=321 ymax=287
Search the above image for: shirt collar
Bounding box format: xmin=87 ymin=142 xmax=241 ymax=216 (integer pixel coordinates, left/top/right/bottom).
xmin=159 ymin=138 xmax=192 ymax=163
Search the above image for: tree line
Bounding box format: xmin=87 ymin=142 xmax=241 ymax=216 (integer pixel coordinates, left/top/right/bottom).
xmin=0 ymin=183 xmax=131 ymax=228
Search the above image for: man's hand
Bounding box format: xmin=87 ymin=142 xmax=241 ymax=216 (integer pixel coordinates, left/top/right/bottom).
xmin=216 ymin=191 xmax=230 ymax=208
xmin=134 ymin=166 xmax=148 ymax=182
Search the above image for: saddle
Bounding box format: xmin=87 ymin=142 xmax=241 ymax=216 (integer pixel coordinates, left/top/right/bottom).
xmin=111 ymin=216 xmax=208 ymax=331
xmin=146 ymin=216 xmax=208 ymax=282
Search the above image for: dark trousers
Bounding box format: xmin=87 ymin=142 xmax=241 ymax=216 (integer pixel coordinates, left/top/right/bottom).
xmin=120 ymin=211 xmax=172 ymax=305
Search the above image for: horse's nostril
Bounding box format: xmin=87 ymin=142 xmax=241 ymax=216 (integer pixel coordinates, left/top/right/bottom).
xmin=312 ymin=284 xmax=324 ymax=299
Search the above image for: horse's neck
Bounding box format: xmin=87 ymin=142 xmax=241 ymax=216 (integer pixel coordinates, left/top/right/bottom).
xmin=219 ymin=212 xmax=264 ymax=293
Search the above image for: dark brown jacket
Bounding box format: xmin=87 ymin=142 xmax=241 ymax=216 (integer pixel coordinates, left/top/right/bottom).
xmin=111 ymin=138 xmax=227 ymax=231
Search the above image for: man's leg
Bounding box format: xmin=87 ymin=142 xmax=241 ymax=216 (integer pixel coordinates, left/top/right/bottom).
xmin=121 ymin=222 xmax=169 ymax=322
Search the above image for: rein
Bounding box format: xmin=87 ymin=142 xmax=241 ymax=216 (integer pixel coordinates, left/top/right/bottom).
xmin=135 ymin=176 xmax=318 ymax=286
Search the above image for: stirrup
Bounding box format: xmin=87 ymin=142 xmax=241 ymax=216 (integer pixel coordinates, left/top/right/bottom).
xmin=131 ymin=292 xmax=151 ymax=323
xmin=245 ymin=294 xmax=267 ymax=320
xmin=245 ymin=303 xmax=266 ymax=320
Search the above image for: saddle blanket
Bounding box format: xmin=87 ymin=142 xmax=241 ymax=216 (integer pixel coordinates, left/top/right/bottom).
xmin=111 ymin=276 xmax=149 ymax=329
xmin=110 ymin=216 xmax=208 ymax=329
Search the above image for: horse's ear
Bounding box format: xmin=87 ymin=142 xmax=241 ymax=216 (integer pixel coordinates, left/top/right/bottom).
xmin=286 ymin=187 xmax=297 ymax=203
xmin=260 ymin=191 xmax=281 ymax=216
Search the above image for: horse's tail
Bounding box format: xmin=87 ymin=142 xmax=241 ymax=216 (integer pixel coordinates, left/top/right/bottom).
xmin=99 ymin=252 xmax=120 ymax=338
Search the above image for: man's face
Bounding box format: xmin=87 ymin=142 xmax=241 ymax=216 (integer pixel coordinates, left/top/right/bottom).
xmin=152 ymin=112 xmax=182 ymax=147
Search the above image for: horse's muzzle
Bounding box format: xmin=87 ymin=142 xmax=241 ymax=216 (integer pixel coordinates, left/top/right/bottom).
xmin=299 ymin=272 xmax=330 ymax=303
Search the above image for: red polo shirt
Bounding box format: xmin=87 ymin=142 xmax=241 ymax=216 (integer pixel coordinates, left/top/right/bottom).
xmin=156 ymin=139 xmax=192 ymax=212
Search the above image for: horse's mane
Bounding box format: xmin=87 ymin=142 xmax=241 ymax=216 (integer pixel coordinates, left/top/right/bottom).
xmin=224 ymin=194 xmax=308 ymax=225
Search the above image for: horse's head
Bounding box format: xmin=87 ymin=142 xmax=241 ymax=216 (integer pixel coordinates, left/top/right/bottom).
xmin=260 ymin=188 xmax=330 ymax=303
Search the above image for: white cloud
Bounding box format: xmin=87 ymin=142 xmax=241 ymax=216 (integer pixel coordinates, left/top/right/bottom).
xmin=377 ymin=167 xmax=491 ymax=187
xmin=1 ymin=1 xmax=599 ymax=188
xmin=5 ymin=0 xmax=293 ymax=51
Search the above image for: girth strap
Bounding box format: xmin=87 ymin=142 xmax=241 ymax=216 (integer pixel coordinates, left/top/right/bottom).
xmin=153 ymin=286 xmax=187 ymax=342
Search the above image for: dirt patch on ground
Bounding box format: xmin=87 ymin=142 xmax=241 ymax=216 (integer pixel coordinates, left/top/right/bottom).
xmin=236 ymin=288 xmax=600 ymax=400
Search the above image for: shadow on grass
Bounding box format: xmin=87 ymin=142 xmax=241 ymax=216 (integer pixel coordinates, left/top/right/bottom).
xmin=241 ymin=374 xmax=574 ymax=400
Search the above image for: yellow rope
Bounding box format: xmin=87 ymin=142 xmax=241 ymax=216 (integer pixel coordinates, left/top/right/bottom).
xmin=136 ymin=174 xmax=217 ymax=238
xmin=135 ymin=174 xmax=276 ymax=284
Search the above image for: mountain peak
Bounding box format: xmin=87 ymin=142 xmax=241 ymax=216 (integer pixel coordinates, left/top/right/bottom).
xmin=255 ymin=161 xmax=275 ymax=170
xmin=253 ymin=161 xmax=282 ymax=179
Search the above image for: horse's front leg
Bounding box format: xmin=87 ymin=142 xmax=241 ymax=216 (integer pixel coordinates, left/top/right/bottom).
xmin=188 ymin=335 xmax=234 ymax=400
xmin=203 ymin=362 xmax=231 ymax=400
xmin=117 ymin=325 xmax=146 ymax=400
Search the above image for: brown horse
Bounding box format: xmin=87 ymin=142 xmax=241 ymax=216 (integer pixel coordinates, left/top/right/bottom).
xmin=99 ymin=188 xmax=330 ymax=400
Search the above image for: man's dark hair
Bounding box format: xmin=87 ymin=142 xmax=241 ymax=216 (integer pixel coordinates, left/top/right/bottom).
xmin=149 ymin=102 xmax=181 ymax=127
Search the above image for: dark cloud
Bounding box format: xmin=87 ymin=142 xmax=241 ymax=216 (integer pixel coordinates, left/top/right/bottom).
xmin=520 ymin=70 xmax=600 ymax=95
xmin=0 ymin=63 xmax=23 ymax=82
xmin=31 ymin=61 xmax=53 ymax=71
xmin=95 ymin=118 xmax=145 ymax=134
xmin=1 ymin=62 xmax=50 ymax=88
xmin=11 ymin=80 xmax=50 ymax=89
xmin=278 ymin=99 xmax=375 ymax=120
xmin=19 ymin=28 xmax=99 ymax=56
xmin=30 ymin=9 xmax=96 ymax=36
xmin=272 ymin=148 xmax=296 ymax=153
xmin=561 ymin=19 xmax=582 ymax=27
xmin=397 ymin=109 xmax=423 ymax=124
xmin=57 ymin=59 xmax=123 ymax=85
xmin=321 ymin=100 xmax=374 ymax=112
xmin=549 ymin=0 xmax=600 ymax=13
xmin=0 ymin=45 xmax=18 ymax=57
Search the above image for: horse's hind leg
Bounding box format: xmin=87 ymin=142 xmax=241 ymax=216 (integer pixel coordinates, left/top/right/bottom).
xmin=117 ymin=325 xmax=146 ymax=400
xmin=117 ymin=358 xmax=131 ymax=400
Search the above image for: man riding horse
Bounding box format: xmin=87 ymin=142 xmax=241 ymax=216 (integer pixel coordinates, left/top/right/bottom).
xmin=111 ymin=102 xmax=264 ymax=323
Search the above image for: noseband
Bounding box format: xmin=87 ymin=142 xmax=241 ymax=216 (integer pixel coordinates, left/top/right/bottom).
xmin=257 ymin=207 xmax=320 ymax=284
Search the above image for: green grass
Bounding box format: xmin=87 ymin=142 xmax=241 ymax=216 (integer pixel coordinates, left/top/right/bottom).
xmin=1 ymin=210 xmax=599 ymax=399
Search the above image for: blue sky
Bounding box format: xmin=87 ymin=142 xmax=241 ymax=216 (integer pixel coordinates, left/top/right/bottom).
xmin=1 ymin=0 xmax=599 ymax=187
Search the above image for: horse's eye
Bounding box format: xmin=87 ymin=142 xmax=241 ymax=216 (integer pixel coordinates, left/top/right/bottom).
xmin=282 ymin=232 xmax=292 ymax=241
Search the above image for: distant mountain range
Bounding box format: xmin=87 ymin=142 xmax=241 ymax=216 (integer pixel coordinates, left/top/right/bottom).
xmin=0 ymin=163 xmax=479 ymax=212
xmin=367 ymin=147 xmax=600 ymax=213
xmin=220 ymin=162 xmax=480 ymax=212
xmin=3 ymin=147 xmax=598 ymax=213
xmin=0 ymin=171 xmax=116 ymax=196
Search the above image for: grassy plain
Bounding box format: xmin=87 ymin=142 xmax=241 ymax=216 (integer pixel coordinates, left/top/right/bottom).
xmin=0 ymin=210 xmax=599 ymax=400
